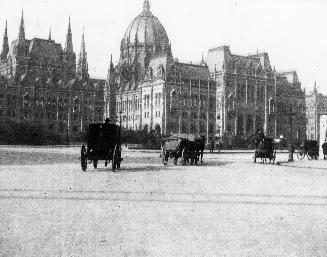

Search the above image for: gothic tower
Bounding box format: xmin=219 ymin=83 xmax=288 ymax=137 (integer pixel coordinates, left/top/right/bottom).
xmin=76 ymin=29 xmax=88 ymax=80
xmin=63 ymin=17 xmax=76 ymax=78
xmin=17 ymin=10 xmax=26 ymax=57
xmin=1 ymin=20 xmax=9 ymax=60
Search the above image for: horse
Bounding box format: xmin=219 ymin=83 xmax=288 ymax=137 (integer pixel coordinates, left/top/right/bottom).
xmin=195 ymin=135 xmax=206 ymax=163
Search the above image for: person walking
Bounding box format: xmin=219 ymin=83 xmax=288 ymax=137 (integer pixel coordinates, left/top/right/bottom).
xmin=322 ymin=139 xmax=327 ymax=160
xmin=210 ymin=140 xmax=215 ymax=153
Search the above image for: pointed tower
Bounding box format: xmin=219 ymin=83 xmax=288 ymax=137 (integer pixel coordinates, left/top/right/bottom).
xmin=48 ymin=28 xmax=52 ymax=41
xmin=17 ymin=10 xmax=26 ymax=56
xmin=63 ymin=17 xmax=76 ymax=78
xmin=1 ymin=20 xmax=9 ymax=60
xmin=65 ymin=17 xmax=73 ymax=52
xmin=110 ymin=54 xmax=114 ymax=71
xmin=77 ymin=29 xmax=88 ymax=80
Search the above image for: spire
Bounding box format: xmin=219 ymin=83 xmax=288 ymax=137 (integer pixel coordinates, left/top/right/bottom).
xmin=1 ymin=20 xmax=9 ymax=60
xmin=48 ymin=27 xmax=52 ymax=40
xmin=64 ymin=16 xmax=73 ymax=52
xmin=143 ymin=0 xmax=151 ymax=12
xmin=77 ymin=28 xmax=88 ymax=80
xmin=313 ymin=81 xmax=318 ymax=94
xmin=200 ymin=52 xmax=206 ymax=66
xmin=110 ymin=54 xmax=114 ymax=70
xmin=18 ymin=10 xmax=25 ymax=45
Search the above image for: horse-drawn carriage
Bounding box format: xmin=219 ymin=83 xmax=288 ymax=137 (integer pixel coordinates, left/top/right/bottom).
xmin=254 ymin=137 xmax=276 ymax=164
xmin=297 ymin=140 xmax=319 ymax=160
xmin=81 ymin=122 xmax=122 ymax=172
xmin=161 ymin=134 xmax=205 ymax=165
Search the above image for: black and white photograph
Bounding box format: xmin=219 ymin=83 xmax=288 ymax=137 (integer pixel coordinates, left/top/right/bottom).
xmin=0 ymin=0 xmax=327 ymax=256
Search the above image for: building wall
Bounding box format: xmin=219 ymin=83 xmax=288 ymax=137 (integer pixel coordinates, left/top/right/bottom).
xmin=207 ymin=46 xmax=306 ymax=142
xmin=306 ymin=87 xmax=327 ymax=141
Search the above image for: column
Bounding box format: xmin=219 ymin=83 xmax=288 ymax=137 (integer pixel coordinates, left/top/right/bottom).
xmin=198 ymin=79 xmax=201 ymax=134
xmin=243 ymin=113 xmax=247 ymax=135
xmin=234 ymin=113 xmax=238 ymax=135
xmin=263 ymin=78 xmax=268 ymax=135
xmin=150 ymin=84 xmax=154 ymax=130
xmin=206 ymin=79 xmax=210 ymax=144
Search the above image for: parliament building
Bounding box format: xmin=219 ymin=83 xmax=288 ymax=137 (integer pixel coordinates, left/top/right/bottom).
xmin=0 ymin=1 xmax=307 ymax=144
xmin=105 ymin=0 xmax=306 ymax=142
xmin=0 ymin=12 xmax=105 ymax=140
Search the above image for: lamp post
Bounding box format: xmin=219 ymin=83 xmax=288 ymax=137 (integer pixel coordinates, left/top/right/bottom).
xmin=287 ymin=107 xmax=296 ymax=162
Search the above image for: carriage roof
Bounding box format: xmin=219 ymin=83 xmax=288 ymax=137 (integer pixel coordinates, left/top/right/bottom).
xmin=303 ymin=140 xmax=318 ymax=149
xmin=87 ymin=123 xmax=121 ymax=148
xmin=164 ymin=134 xmax=198 ymax=142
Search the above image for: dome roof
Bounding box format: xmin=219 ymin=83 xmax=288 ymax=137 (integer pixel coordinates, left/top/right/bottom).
xmin=123 ymin=0 xmax=170 ymax=46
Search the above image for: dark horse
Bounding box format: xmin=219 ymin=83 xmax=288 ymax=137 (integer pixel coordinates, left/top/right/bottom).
xmin=195 ymin=135 xmax=206 ymax=163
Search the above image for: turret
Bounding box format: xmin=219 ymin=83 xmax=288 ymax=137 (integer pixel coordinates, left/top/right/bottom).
xmin=64 ymin=17 xmax=73 ymax=53
xmin=63 ymin=17 xmax=76 ymax=78
xmin=48 ymin=28 xmax=52 ymax=41
xmin=0 ymin=20 xmax=9 ymax=60
xmin=77 ymin=29 xmax=89 ymax=80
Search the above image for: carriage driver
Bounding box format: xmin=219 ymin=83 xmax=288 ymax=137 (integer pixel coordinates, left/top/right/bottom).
xmin=255 ymin=129 xmax=265 ymax=147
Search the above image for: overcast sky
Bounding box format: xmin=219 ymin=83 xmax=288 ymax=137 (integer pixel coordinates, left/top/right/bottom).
xmin=0 ymin=0 xmax=326 ymax=93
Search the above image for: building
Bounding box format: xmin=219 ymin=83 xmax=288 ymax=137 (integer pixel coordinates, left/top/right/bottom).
xmin=0 ymin=12 xmax=105 ymax=140
xmin=206 ymin=46 xmax=306 ymax=141
xmin=105 ymin=0 xmax=306 ymax=144
xmin=306 ymin=82 xmax=327 ymax=141
xmin=105 ymin=0 xmax=217 ymax=142
xmin=319 ymin=114 xmax=327 ymax=152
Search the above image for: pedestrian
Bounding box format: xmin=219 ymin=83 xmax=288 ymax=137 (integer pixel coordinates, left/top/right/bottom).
xmin=210 ymin=140 xmax=215 ymax=153
xmin=322 ymin=139 xmax=327 ymax=160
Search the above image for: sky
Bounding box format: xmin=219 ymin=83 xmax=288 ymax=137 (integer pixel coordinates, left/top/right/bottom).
xmin=0 ymin=0 xmax=326 ymax=93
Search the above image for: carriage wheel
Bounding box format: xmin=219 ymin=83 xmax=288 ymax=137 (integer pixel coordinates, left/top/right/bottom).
xmin=297 ymin=150 xmax=305 ymax=160
xmin=93 ymin=160 xmax=98 ymax=169
xmin=112 ymin=147 xmax=117 ymax=172
xmin=81 ymin=145 xmax=87 ymax=171
xmin=307 ymin=150 xmax=314 ymax=161
xmin=182 ymin=148 xmax=187 ymax=165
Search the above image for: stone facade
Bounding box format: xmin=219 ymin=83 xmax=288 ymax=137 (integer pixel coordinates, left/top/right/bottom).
xmin=0 ymin=12 xmax=105 ymax=139
xmin=306 ymin=83 xmax=327 ymax=141
xmin=105 ymin=0 xmax=216 ymax=142
xmin=105 ymin=1 xmax=306 ymax=143
xmin=206 ymin=46 xmax=306 ymax=141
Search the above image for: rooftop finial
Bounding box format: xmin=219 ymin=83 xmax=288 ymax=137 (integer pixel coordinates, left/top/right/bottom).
xmin=143 ymin=0 xmax=150 ymax=12
xmin=48 ymin=27 xmax=52 ymax=40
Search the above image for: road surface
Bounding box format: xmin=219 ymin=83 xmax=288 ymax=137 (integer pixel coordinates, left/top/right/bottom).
xmin=0 ymin=146 xmax=327 ymax=256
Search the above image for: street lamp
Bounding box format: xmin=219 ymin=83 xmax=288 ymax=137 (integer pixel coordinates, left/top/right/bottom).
xmin=287 ymin=108 xmax=296 ymax=162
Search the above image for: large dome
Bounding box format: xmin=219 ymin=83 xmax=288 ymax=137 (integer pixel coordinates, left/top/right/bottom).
xmin=123 ymin=0 xmax=170 ymax=47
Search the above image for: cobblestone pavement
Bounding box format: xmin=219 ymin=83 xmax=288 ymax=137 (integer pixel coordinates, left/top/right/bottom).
xmin=0 ymin=147 xmax=327 ymax=257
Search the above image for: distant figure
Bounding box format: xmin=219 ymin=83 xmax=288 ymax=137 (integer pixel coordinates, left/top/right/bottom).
xmin=210 ymin=140 xmax=215 ymax=153
xmin=322 ymin=139 xmax=327 ymax=160
xmin=255 ymin=129 xmax=265 ymax=147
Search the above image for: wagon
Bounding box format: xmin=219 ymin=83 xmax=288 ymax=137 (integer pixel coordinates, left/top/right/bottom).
xmin=81 ymin=122 xmax=122 ymax=172
xmin=297 ymin=140 xmax=319 ymax=160
xmin=161 ymin=135 xmax=198 ymax=165
xmin=254 ymin=137 xmax=276 ymax=164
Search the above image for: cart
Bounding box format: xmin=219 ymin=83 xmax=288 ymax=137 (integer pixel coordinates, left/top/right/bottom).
xmin=297 ymin=140 xmax=319 ymax=160
xmin=81 ymin=122 xmax=122 ymax=172
xmin=161 ymin=135 xmax=198 ymax=165
xmin=254 ymin=137 xmax=276 ymax=164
